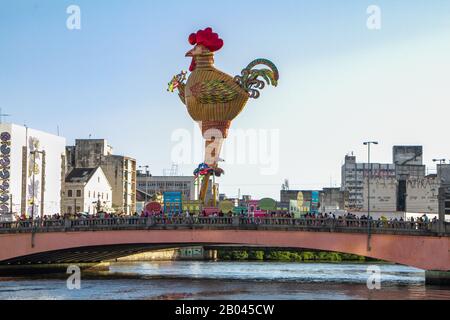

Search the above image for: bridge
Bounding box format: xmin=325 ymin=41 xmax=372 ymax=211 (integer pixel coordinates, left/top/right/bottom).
xmin=1 ymin=216 xmax=449 ymax=284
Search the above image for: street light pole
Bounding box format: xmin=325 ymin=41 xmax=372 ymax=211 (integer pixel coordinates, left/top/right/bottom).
xmin=29 ymin=149 xmax=44 ymax=248
xmin=433 ymin=159 xmax=446 ymax=165
xmin=363 ymin=141 xmax=378 ymax=252
xmin=139 ymin=165 xmax=150 ymax=206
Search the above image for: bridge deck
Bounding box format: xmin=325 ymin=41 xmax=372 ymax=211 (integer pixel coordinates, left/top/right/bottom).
xmin=0 ymin=217 xmax=445 ymax=236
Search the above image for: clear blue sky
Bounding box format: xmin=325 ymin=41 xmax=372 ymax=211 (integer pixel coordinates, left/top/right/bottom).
xmin=2 ymin=0 xmax=450 ymax=199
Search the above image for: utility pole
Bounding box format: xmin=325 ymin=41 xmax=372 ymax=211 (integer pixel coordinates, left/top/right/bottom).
xmin=30 ymin=150 xmax=45 ymax=248
xmin=363 ymin=141 xmax=378 ymax=252
xmin=139 ymin=165 xmax=150 ymax=205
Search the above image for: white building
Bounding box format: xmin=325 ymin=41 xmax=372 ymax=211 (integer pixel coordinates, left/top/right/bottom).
xmin=362 ymin=175 xmax=440 ymax=215
xmin=137 ymin=173 xmax=197 ymax=200
xmin=341 ymin=154 xmax=396 ymax=210
xmin=0 ymin=123 xmax=66 ymax=218
xmin=66 ymin=139 xmax=137 ymax=214
xmin=363 ymin=176 xmax=398 ymax=213
xmin=62 ymin=167 xmax=112 ymax=214
xmin=406 ymin=176 xmax=439 ymax=214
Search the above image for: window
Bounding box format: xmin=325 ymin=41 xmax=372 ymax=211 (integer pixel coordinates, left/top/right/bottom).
xmin=67 ymin=206 xmax=72 ymax=213
xmin=76 ymin=190 xmax=81 ymax=197
xmin=68 ymin=190 xmax=73 ymax=197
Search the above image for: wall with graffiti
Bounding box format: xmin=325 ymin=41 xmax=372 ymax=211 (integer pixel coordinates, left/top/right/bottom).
xmin=0 ymin=124 xmax=66 ymax=217
xmin=27 ymin=136 xmax=42 ymax=217
xmin=0 ymin=132 xmax=11 ymax=214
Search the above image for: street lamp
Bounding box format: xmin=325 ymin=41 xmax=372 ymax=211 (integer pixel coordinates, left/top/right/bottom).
xmin=30 ymin=149 xmax=45 ymax=248
xmin=139 ymin=165 xmax=150 ymax=205
xmin=363 ymin=141 xmax=378 ymax=252
xmin=433 ymin=159 xmax=446 ymax=165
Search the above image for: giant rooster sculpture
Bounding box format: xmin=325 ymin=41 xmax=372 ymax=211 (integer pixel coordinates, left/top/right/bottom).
xmin=168 ymin=27 xmax=279 ymax=204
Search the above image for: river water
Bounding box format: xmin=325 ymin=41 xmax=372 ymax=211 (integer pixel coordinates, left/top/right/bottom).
xmin=0 ymin=261 xmax=449 ymax=300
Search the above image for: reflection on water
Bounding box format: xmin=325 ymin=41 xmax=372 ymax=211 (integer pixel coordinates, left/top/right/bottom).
xmin=0 ymin=261 xmax=449 ymax=300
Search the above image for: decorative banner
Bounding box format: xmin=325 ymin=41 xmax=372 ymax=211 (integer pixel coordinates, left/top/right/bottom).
xmin=145 ymin=201 xmax=162 ymax=214
xmin=0 ymin=132 xmax=11 ymax=214
xmin=163 ymin=191 xmax=182 ymax=214
xmin=297 ymin=192 xmax=304 ymax=209
xmin=219 ymin=200 xmax=234 ymax=214
xmin=27 ymin=136 xmax=41 ymax=217
xmin=311 ymin=191 xmax=320 ymax=214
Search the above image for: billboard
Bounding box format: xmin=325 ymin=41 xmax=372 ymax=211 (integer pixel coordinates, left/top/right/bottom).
xmin=311 ymin=191 xmax=320 ymax=214
xmin=163 ymin=191 xmax=182 ymax=214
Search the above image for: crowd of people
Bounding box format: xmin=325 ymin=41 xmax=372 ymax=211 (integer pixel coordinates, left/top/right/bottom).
xmin=5 ymin=210 xmax=437 ymax=231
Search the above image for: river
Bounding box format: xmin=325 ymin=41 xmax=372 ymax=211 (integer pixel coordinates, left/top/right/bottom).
xmin=0 ymin=261 xmax=449 ymax=300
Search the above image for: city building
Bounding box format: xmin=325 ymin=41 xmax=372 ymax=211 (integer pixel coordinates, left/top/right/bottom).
xmin=62 ymin=167 xmax=112 ymax=214
xmin=362 ymin=176 xmax=398 ymax=213
xmin=66 ymin=139 xmax=136 ymax=214
xmin=321 ymin=188 xmax=349 ymax=213
xmin=136 ymin=171 xmax=218 ymax=204
xmin=437 ymin=164 xmax=450 ymax=216
xmin=280 ymin=189 xmax=346 ymax=214
xmin=0 ymin=123 xmax=66 ymax=219
xmin=341 ymin=146 xmax=426 ymax=210
xmin=341 ymin=154 xmax=396 ymax=210
xmin=363 ymin=174 xmax=441 ymax=214
xmin=362 ymin=167 xmax=450 ymax=215
xmin=137 ymin=172 xmax=196 ymax=200
xmin=393 ymin=145 xmax=426 ymax=179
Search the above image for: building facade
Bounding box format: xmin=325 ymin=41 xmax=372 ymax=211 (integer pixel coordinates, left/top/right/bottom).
xmin=137 ymin=173 xmax=196 ymax=201
xmin=341 ymin=154 xmax=396 ymax=210
xmin=62 ymin=167 xmax=112 ymax=214
xmin=66 ymin=139 xmax=136 ymax=214
xmin=137 ymin=172 xmax=217 ymax=204
xmin=341 ymin=146 xmax=426 ymax=211
xmin=0 ymin=123 xmax=66 ymax=219
xmin=321 ymin=187 xmax=349 ymax=213
xmin=363 ymin=175 xmax=441 ymax=214
xmin=280 ymin=188 xmax=347 ymax=214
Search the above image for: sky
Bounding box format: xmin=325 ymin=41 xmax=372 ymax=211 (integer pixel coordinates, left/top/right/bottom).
xmin=1 ymin=0 xmax=450 ymax=200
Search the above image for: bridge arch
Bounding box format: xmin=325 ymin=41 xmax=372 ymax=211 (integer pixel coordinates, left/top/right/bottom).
xmin=0 ymin=229 xmax=449 ymax=271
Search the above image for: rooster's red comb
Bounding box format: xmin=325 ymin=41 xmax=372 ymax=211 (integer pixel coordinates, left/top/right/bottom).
xmin=188 ymin=27 xmax=223 ymax=52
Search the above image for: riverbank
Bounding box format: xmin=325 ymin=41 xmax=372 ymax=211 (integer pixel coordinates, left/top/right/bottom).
xmin=217 ymin=249 xmax=381 ymax=262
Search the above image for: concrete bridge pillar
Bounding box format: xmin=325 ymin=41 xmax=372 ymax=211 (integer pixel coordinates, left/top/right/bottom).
xmin=425 ymin=270 xmax=450 ymax=286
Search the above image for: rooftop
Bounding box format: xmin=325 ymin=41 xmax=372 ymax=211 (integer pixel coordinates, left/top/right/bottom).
xmin=65 ymin=168 xmax=98 ymax=183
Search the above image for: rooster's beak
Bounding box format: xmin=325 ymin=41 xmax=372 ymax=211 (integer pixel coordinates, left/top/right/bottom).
xmin=185 ymin=49 xmax=194 ymax=57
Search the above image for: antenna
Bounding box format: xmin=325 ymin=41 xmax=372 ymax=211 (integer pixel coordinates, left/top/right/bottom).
xmin=0 ymin=108 xmax=11 ymax=124
xmin=163 ymin=163 xmax=179 ymax=176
